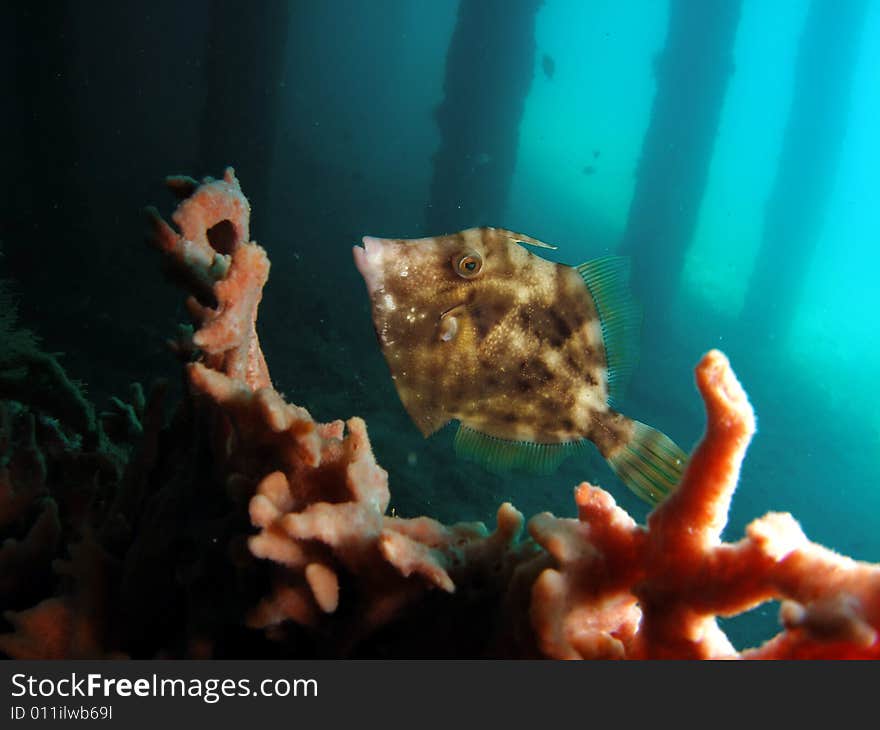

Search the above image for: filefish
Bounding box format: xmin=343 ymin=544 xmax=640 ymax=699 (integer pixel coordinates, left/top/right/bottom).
xmin=352 ymin=227 xmax=687 ymax=504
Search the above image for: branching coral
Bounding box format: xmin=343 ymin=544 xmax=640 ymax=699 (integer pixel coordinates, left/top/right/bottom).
xmin=154 ymin=169 xmax=878 ymax=659
xmin=1 ymin=168 xmax=876 ymax=660
xmin=0 ymin=399 xmax=129 ymax=659
xmin=150 ymin=170 xmax=531 ymax=651
xmin=0 ymin=534 xmax=122 ymax=659
xmin=0 ymin=372 xmax=169 ymax=659
xmin=526 ymin=350 xmax=880 ymax=658
xmin=147 ymin=169 xmax=270 ymax=390
xmin=0 ymin=252 xmax=96 ymax=439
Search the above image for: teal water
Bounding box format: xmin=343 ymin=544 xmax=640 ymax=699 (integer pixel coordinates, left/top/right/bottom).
xmin=256 ymin=0 xmax=880 ymax=648
xmin=3 ymin=0 xmax=878 ymax=652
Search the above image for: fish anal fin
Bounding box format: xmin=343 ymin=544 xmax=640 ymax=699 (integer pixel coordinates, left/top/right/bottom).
xmin=606 ymin=420 xmax=687 ymax=505
xmin=454 ymin=423 xmax=586 ymax=476
xmin=576 ymin=256 xmax=641 ymax=406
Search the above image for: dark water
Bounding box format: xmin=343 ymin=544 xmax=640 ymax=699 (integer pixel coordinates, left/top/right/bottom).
xmin=2 ymin=0 xmax=878 ymax=651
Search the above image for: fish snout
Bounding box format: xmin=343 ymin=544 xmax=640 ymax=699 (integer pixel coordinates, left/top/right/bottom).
xmin=353 ymin=235 xmax=388 ymax=296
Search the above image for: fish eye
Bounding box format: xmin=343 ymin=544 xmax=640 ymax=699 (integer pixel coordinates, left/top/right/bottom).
xmin=454 ymin=251 xmax=483 ymax=279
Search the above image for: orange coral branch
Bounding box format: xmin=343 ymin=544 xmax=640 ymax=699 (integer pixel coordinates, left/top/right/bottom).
xmin=8 ymin=170 xmax=872 ymax=659
xmin=0 ymin=535 xmax=121 ymax=659
xmin=527 ymin=350 xmax=880 ymax=659
xmin=143 ymin=173 xmax=880 ymax=659
xmin=148 ymin=168 xmax=270 ymax=390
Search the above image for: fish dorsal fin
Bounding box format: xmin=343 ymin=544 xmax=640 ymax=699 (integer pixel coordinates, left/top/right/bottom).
xmin=454 ymin=424 xmax=587 ymax=476
xmin=576 ymin=256 xmax=641 ymax=406
xmin=494 ymin=228 xmax=558 ymax=251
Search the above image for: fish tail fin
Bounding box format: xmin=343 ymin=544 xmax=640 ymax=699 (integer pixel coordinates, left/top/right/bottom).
xmin=605 ymin=420 xmax=687 ymax=505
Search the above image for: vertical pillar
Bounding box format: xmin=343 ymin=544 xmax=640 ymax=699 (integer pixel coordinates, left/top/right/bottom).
xmin=426 ymin=0 xmax=543 ymax=234
xmin=620 ymin=0 xmax=742 ymax=318
xmin=742 ymin=0 xmax=867 ymax=342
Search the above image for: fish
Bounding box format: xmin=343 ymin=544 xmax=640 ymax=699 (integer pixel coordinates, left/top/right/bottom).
xmin=542 ymin=54 xmax=555 ymax=79
xmin=352 ymin=227 xmax=687 ymax=504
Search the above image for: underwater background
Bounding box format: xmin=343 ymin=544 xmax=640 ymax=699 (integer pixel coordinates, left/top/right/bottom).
xmin=2 ymin=0 xmax=878 ymax=650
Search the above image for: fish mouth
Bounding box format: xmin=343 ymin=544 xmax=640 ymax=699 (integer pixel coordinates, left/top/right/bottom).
xmin=353 ymin=236 xmax=387 ymax=297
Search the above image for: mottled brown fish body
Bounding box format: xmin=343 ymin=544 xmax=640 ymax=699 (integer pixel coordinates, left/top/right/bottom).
xmin=354 ymin=226 xmax=686 ymax=504
xmin=355 ymin=227 xmax=625 ymax=444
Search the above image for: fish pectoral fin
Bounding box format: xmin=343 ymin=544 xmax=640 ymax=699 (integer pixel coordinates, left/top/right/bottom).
xmin=576 ymin=256 xmax=641 ymax=407
xmin=606 ymin=420 xmax=687 ymax=505
xmin=453 ymin=423 xmax=587 ymax=476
